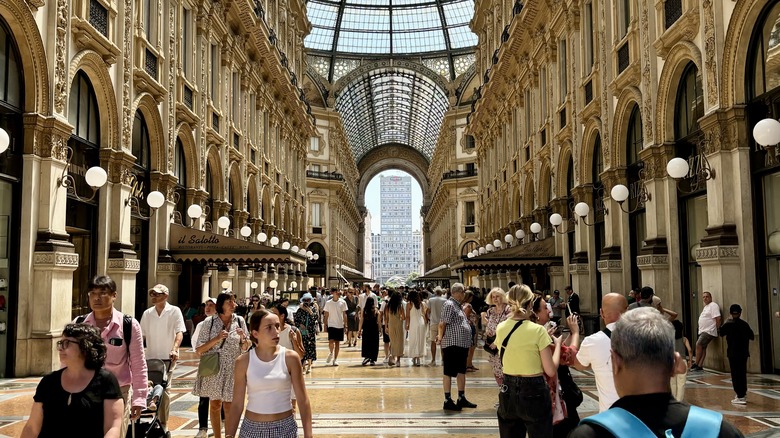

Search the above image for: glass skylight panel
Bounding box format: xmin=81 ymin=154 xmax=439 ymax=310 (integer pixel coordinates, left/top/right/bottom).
xmin=307 ymin=2 xmax=340 ymax=27
xmin=305 ymin=27 xmax=336 ymax=51
xmin=442 ymin=1 xmax=474 ymax=26
xmin=453 ymin=53 xmax=476 ymax=76
xmin=393 ymin=30 xmax=446 ymax=53
xmin=337 ymin=31 xmax=391 ymax=53
xmin=347 ymin=0 xmax=391 ymax=5
xmin=340 ymin=6 xmax=390 ymax=31
xmin=448 ymin=25 xmax=478 ymax=49
xmin=392 ymin=6 xmax=442 ymax=31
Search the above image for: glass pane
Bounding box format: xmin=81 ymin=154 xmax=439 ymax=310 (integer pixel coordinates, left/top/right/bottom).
xmin=755 ymin=3 xmax=780 ymax=97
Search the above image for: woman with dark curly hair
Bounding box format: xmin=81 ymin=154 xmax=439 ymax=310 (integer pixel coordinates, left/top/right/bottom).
xmin=21 ymin=323 xmax=123 ymax=438
xmin=384 ymin=291 xmax=406 ymax=366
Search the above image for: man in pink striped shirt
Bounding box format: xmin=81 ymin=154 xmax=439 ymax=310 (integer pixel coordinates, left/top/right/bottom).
xmin=75 ymin=275 xmax=148 ymax=438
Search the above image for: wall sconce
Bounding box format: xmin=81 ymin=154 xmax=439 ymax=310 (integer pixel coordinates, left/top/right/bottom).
xmin=529 ymin=222 xmax=542 ymax=239
xmin=486 ymin=243 xmax=495 ymax=252
xmin=492 ymin=239 xmax=502 ymax=250
xmin=0 ymin=128 xmax=9 ymax=154
xmin=221 ymin=280 xmax=231 ymax=290
xmin=610 ymin=181 xmax=651 ymax=214
xmin=290 ymin=281 xmax=298 ymax=291
xmin=57 ymin=146 xmax=108 ymax=201
xmin=282 ymin=241 xmax=291 ymax=250
xmin=312 ymin=253 xmax=319 ymax=260
xmin=291 ymin=245 xmax=300 ymax=253
xmin=504 ymin=234 xmax=514 ymax=247
xmin=269 ymin=279 xmax=278 ymax=289
xmin=549 ymin=213 xmax=566 ymax=233
xmin=304 ymin=249 xmax=312 ymax=258
xmin=666 ymin=141 xmax=715 ymax=193
xmin=186 ymin=203 xmax=211 ymax=230
xmin=753 ymin=118 xmax=780 ymax=165
xmin=257 ymin=231 xmax=268 ymax=243
xmin=467 ymin=251 xmax=475 ymax=258
xmin=515 ymin=229 xmax=526 ymax=241
xmin=250 ymin=281 xmax=258 ymax=293
xmin=123 ymin=172 xmax=165 ymax=219
xmin=240 ymin=225 xmax=252 ymax=239
xmin=478 ymin=246 xmax=486 ymax=255
xmin=168 ymin=192 xmax=183 ymax=224
xmin=270 ymin=235 xmax=280 ymax=246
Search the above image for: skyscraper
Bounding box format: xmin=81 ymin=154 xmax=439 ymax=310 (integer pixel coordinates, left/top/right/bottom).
xmin=373 ymin=175 xmax=420 ymax=285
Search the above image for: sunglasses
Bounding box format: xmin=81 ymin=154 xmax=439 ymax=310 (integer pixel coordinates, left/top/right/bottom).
xmin=56 ymin=339 xmax=77 ymax=350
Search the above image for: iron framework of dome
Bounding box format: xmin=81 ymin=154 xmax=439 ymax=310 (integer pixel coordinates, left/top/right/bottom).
xmin=304 ymin=0 xmax=478 ymax=83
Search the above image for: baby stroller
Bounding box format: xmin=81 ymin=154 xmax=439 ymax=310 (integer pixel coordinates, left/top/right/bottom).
xmin=127 ymin=359 xmax=173 ymax=438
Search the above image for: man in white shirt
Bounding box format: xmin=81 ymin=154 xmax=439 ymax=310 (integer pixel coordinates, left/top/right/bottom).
xmin=572 ymin=293 xmax=628 ymax=412
xmin=691 ymin=291 xmax=721 ymax=371
xmin=426 ymin=287 xmax=447 ymax=365
xmin=323 ymin=289 xmax=348 ymax=366
xmin=140 ymin=284 xmax=186 ymax=431
xmin=357 ymin=285 xmax=378 ymax=323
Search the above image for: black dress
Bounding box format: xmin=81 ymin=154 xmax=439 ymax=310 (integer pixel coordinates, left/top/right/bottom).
xmin=361 ymin=310 xmax=380 ymax=362
xmin=346 ymin=296 xmax=359 ymax=331
xmin=34 ymin=368 xmax=122 ymax=438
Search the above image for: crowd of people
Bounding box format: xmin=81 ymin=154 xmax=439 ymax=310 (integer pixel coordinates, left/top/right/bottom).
xmin=20 ymin=275 xmax=754 ymax=438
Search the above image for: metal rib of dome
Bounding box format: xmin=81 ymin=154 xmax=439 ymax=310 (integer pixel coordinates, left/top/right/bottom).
xmin=335 ymin=68 xmax=449 ymax=161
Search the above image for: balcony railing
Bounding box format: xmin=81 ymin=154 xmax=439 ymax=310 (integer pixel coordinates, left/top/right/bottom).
xmin=307 ymin=170 xmax=344 ymax=181
xmin=442 ymin=169 xmax=478 ymax=180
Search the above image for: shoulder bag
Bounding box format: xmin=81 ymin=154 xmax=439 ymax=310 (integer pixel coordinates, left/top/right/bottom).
xmin=198 ymin=317 xmax=226 ymax=378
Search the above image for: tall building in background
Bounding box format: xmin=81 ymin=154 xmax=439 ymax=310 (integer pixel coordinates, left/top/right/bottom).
xmin=374 ymin=175 xmax=420 ymax=285
xmin=364 ymin=211 xmax=373 ymax=281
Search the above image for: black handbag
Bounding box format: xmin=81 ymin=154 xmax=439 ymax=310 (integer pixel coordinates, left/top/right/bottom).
xmin=483 ymin=335 xmax=498 ymax=355
xmin=558 ymin=365 xmax=583 ymax=409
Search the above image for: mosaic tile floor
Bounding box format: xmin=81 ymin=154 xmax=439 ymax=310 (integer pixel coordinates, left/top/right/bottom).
xmin=1 ymin=333 xmax=780 ymax=437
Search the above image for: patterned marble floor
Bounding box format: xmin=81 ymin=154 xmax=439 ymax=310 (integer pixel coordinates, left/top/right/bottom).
xmin=2 ymin=334 xmax=780 ymax=437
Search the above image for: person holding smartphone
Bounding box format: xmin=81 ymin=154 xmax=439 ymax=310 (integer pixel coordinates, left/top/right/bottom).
xmin=294 ymin=293 xmax=319 ymax=374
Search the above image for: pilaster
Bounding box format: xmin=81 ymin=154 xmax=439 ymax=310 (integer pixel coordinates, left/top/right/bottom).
xmin=106 ymin=257 xmax=141 ymax=313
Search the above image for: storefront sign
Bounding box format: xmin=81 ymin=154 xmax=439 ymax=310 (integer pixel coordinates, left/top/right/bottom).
xmin=170 ymin=224 xmax=254 ymax=251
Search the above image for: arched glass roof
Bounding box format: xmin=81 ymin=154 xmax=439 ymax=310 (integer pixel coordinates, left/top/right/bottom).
xmin=335 ymin=68 xmax=449 ymax=161
xmin=305 ymin=0 xmax=478 ymax=81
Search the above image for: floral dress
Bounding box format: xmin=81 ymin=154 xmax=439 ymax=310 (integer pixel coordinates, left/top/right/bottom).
xmin=294 ymin=307 xmax=318 ymax=361
xmin=193 ymin=314 xmax=246 ymax=402
xmin=485 ymin=304 xmax=512 ymax=385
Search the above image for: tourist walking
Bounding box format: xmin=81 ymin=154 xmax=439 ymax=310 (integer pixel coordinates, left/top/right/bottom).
xmin=720 ymin=304 xmax=754 ymax=405
xmin=323 ymin=289 xmax=348 ymax=366
xmin=73 ymin=275 xmax=147 ymax=438
xmin=385 ymin=291 xmax=406 ymax=366
xmin=495 ymin=284 xmax=561 ymax=437
xmin=359 ymin=296 xmax=381 ymax=365
xmin=345 ymin=288 xmax=360 ymax=347
xmin=191 ymin=297 xmax=217 ymax=438
xmin=484 ymin=288 xmax=511 ymax=386
xmin=225 ymin=309 xmax=313 ymax=438
xmin=21 ymin=324 xmax=124 ymax=438
xmin=427 ymin=287 xmax=447 ymax=365
xmin=140 ymin=284 xmax=186 ymax=433
xmin=294 ymin=293 xmax=318 ymax=374
xmin=406 ymin=290 xmax=427 ymax=366
xmin=193 ymin=292 xmax=251 ymax=438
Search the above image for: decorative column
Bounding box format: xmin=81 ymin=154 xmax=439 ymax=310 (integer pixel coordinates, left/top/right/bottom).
xmin=104 ymin=163 xmax=140 ymax=314
xmin=568 ymin=186 xmax=595 ymax=314
xmin=201 ymin=270 xmax=212 ymax=302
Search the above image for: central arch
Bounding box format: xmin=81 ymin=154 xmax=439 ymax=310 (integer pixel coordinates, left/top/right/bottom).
xmin=356 ymin=144 xmax=431 ymax=208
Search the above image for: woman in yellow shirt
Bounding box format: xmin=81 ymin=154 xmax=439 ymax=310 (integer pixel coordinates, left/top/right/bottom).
xmin=494 ymin=284 xmax=561 ymax=438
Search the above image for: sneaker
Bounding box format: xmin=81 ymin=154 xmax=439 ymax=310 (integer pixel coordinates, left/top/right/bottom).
xmin=195 ymin=429 xmax=208 ymax=438
xmin=443 ymin=399 xmax=462 ymax=411
xmin=731 ymin=397 xmax=747 ymax=405
xmin=457 ymin=397 xmax=478 ymax=409
xmin=326 ymin=353 xmax=333 ymax=364
xmin=370 ymin=360 xmax=376 ymax=366
xmin=332 ymin=360 xmax=339 ymax=366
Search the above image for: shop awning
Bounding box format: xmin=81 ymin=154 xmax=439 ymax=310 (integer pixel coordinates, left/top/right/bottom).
xmin=417 ymin=271 xmax=453 ymax=281
xmin=449 ymin=237 xmax=561 ymax=271
xmin=168 ymin=224 xmax=307 ymax=264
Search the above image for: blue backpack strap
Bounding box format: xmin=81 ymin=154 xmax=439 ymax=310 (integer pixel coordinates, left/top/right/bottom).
xmin=680 ymin=406 xmax=722 ymax=438
xmin=580 ymin=408 xmax=657 ymax=438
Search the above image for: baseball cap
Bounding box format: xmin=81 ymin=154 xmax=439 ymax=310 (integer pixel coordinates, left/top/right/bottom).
xmin=150 ymin=284 xmax=169 ymax=295
xmin=204 ymin=297 xmax=216 ymax=305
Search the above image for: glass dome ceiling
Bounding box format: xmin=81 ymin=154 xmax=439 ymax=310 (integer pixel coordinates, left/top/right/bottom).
xmin=305 ymin=0 xmax=478 ymax=81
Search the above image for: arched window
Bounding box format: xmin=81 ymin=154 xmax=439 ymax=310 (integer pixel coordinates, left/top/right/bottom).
xmin=205 ymin=162 xmax=215 ymax=222
xmin=67 ymin=71 xmax=101 ymax=318
xmin=173 ymin=139 xmax=187 ymax=223
xmin=592 ymin=134 xmax=604 ymax=220
xmin=132 ymin=111 xmax=151 ymax=171
xmin=0 ymin=21 xmax=22 ymax=110
xmin=674 ymin=63 xmax=703 ymax=140
xmin=750 ymin=2 xmax=780 ymax=99
xmin=131 ymin=111 xmax=152 ymax=316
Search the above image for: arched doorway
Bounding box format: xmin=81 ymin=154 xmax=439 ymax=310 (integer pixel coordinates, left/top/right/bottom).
xmin=67 ymin=71 xmax=101 ymax=318
xmin=131 ymin=110 xmax=152 ymax=316
xmin=626 ymin=106 xmax=646 ymax=289
xmin=0 ymin=17 xmax=24 ymax=377
xmin=306 ymin=242 xmax=326 ymax=287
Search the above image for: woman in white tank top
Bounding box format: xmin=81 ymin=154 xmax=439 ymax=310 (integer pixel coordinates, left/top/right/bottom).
xmin=225 ymin=309 xmax=312 ymax=438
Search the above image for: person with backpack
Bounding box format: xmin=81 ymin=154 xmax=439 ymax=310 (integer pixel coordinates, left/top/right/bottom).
xmin=568 ymin=307 xmax=744 ymax=438
xmin=73 ymin=275 xmax=148 ymax=438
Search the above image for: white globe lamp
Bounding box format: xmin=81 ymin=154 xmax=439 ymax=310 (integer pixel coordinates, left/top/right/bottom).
xmin=504 ymin=234 xmax=513 ymax=243
xmin=240 ymin=225 xmax=252 ymax=237
xmin=257 ymin=232 xmax=268 ymax=242
xmin=611 ymin=184 xmax=630 ymax=203
xmin=478 ymin=247 xmax=486 ymax=255
xmin=250 ymin=281 xmax=258 ymax=289
xmin=306 ymin=250 xmax=313 ymax=257
xmin=270 ymin=236 xmax=280 ymax=246
xmin=269 ymin=280 xmax=278 ymax=288
xmin=515 ymin=229 xmax=525 ymax=240
xmin=291 ymin=245 xmax=300 ymax=253
xmin=85 ymin=166 xmax=108 ymax=188
xmin=753 ymin=118 xmax=780 ymax=146
xmin=486 ymin=243 xmax=495 ymax=252
xmin=313 ymin=254 xmax=319 ymax=260
xmin=282 ymin=241 xmax=291 ymax=250
xmin=187 ymin=204 xmax=202 ymax=219
xmin=0 ymin=128 xmax=9 ymax=154
xmin=217 ymin=216 xmax=231 ymax=229
xmin=666 ymin=157 xmax=690 ymax=179
xmin=549 ymin=213 xmax=563 ymax=226
xmin=221 ymin=280 xmax=230 ymax=289
xmin=290 ymin=281 xmax=298 ymax=289
xmin=467 ymin=252 xmax=474 ymax=258
xmin=146 ymin=191 xmax=165 ymax=209
xmin=574 ymin=202 xmax=590 ymax=218
xmin=530 ymin=222 xmax=542 ymax=234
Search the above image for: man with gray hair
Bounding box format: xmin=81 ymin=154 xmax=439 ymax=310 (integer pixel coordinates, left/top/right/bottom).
xmin=436 ymin=283 xmax=477 ymax=411
xmin=569 ymin=308 xmax=743 ymax=437
xmin=427 ymin=286 xmax=447 ymax=365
